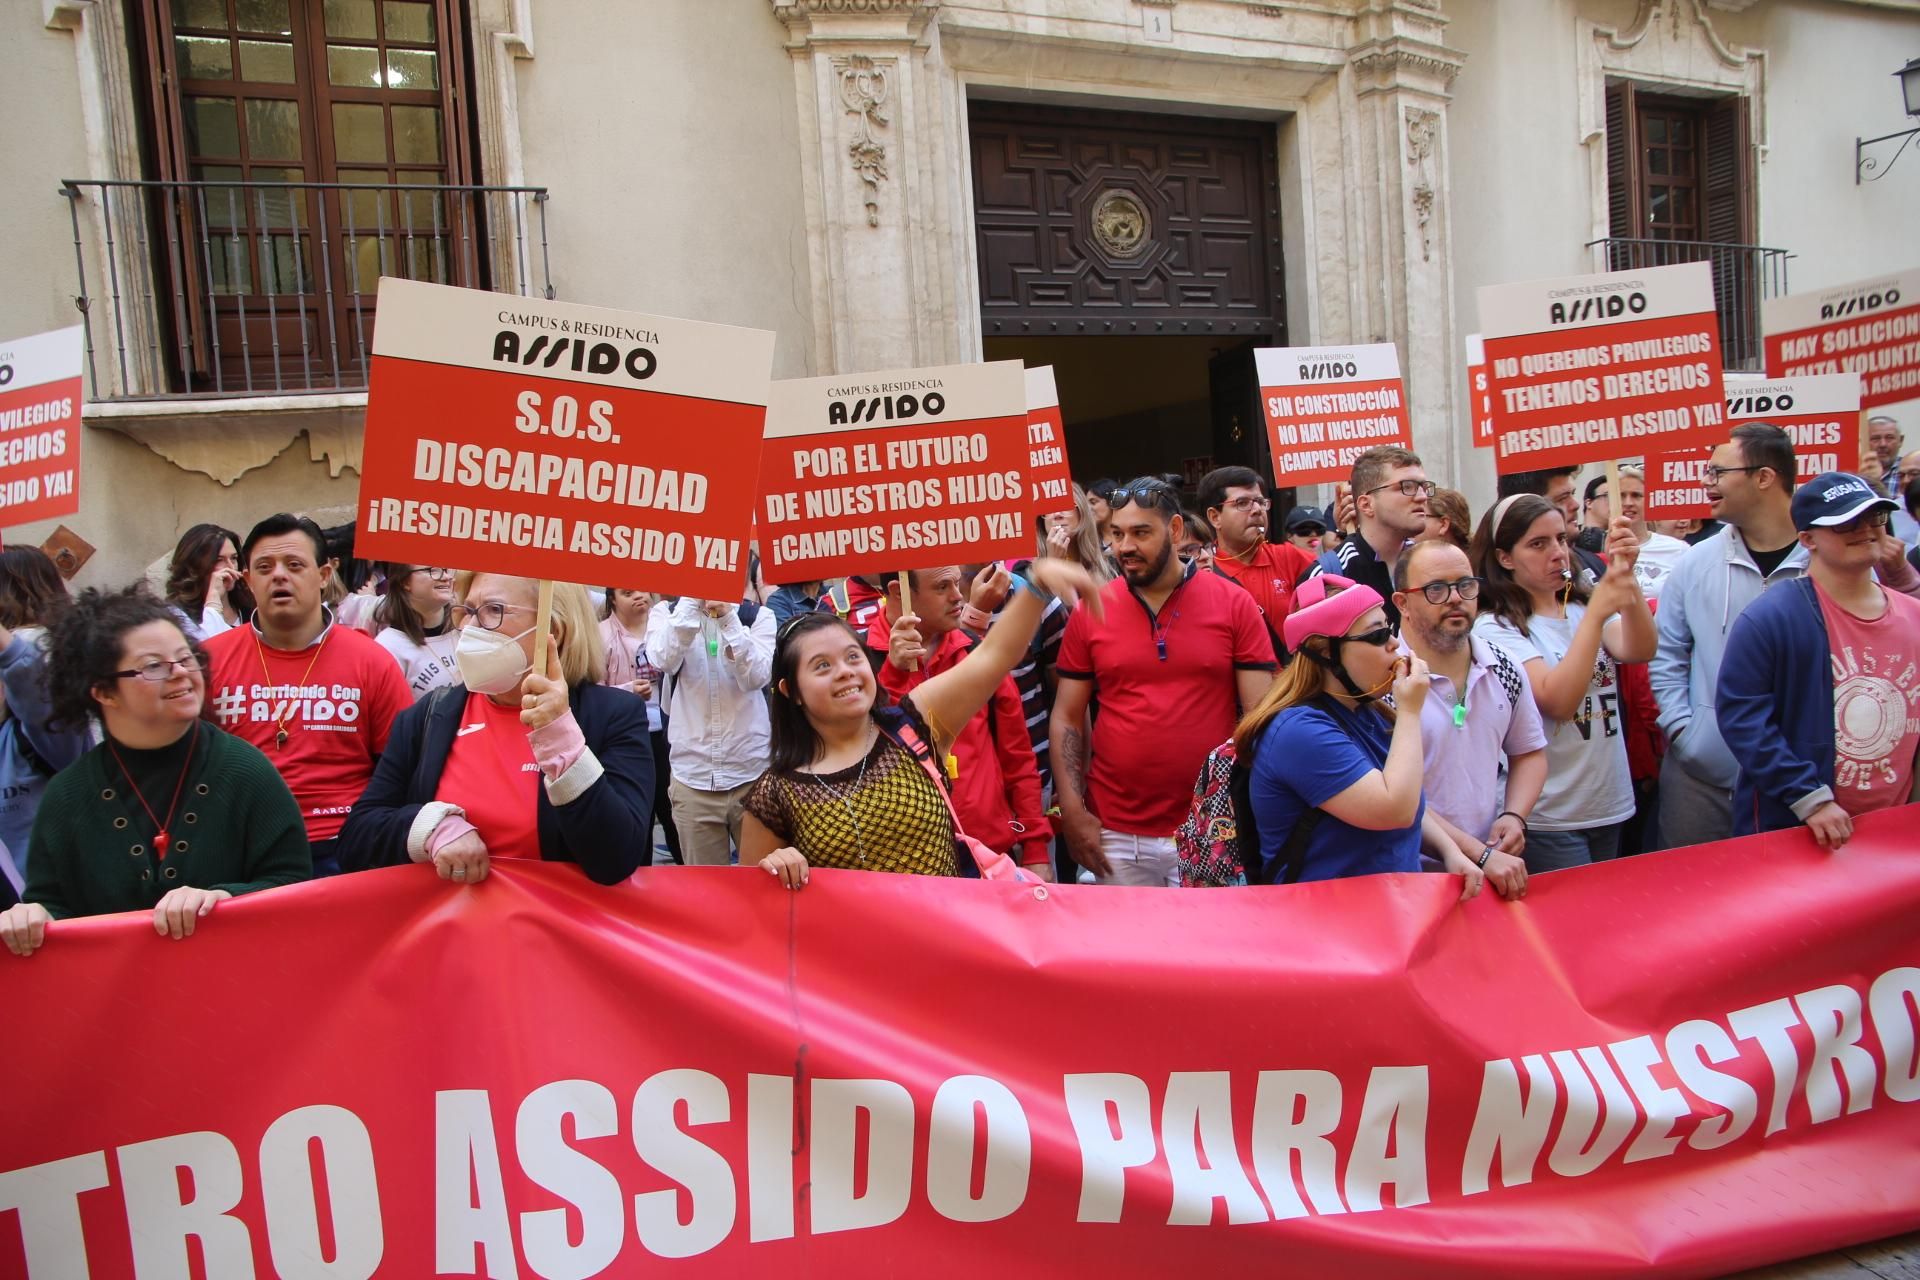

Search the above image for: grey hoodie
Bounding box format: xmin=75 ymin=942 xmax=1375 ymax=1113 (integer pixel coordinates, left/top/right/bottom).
xmin=1649 ymin=526 xmax=1808 ymax=790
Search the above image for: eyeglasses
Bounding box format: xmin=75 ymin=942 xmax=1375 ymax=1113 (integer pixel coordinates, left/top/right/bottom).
xmin=1828 ymin=511 xmax=1890 ymax=535
xmin=408 ymin=566 xmax=453 ymax=581
xmin=1364 ymin=479 xmax=1438 ymax=500
xmin=1290 ymin=526 xmax=1327 ymax=539
xmin=1705 ymin=465 xmax=1760 ymax=484
xmin=1410 ymin=576 xmax=1483 ymax=604
xmin=1341 ymin=626 xmax=1396 ymax=648
xmin=1222 ymin=496 xmax=1270 ymax=512
xmin=456 ymin=601 xmax=532 ymax=631
xmin=114 ymin=654 xmax=207 ymax=683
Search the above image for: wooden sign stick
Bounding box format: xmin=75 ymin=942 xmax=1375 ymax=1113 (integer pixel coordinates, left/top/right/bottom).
xmin=532 ymin=578 xmax=556 ymax=674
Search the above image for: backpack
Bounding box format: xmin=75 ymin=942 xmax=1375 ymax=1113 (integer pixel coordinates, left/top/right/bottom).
xmin=1174 ymin=701 xmax=1335 ymax=888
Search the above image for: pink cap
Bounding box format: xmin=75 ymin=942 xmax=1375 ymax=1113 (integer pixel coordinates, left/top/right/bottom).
xmin=1283 ymin=574 xmax=1387 ymax=652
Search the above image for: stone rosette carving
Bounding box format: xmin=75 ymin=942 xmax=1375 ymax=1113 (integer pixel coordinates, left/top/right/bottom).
xmin=1090 ymin=189 xmax=1151 ymax=260
xmin=835 ymin=54 xmax=892 ymax=227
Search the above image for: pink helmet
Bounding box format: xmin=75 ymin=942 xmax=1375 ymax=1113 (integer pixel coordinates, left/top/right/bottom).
xmin=1282 ymin=574 xmax=1387 ymax=652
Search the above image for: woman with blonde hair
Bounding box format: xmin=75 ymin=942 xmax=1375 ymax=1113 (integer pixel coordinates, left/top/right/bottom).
xmin=1039 ymin=482 xmax=1116 ymax=582
xmin=1235 ymin=575 xmax=1522 ymax=896
xmin=338 ymin=574 xmax=653 ymax=886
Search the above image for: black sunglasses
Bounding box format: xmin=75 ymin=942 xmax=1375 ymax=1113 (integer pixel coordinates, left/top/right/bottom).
xmin=1337 ymin=626 xmax=1396 ymax=648
xmin=1108 ymin=478 xmax=1180 ymax=513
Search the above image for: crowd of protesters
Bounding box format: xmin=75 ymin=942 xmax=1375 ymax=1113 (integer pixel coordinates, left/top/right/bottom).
xmin=1 ymin=408 xmax=1918 ymax=955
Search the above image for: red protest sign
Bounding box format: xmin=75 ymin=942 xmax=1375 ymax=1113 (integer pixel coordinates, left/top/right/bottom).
xmin=1254 ymin=343 xmax=1411 ymax=486
xmin=356 ymin=279 xmax=774 ymax=598
xmin=0 ymin=325 xmax=83 ymax=528
xmin=758 ymin=361 xmax=1032 ymax=582
xmin=1466 ymin=332 xmax=1493 ymax=449
xmin=1025 ymin=365 xmax=1074 ymax=516
xmin=1643 ymin=372 xmax=1863 ymax=519
xmin=1479 ymin=261 xmax=1728 ymax=473
xmin=1764 ymin=267 xmax=1919 ymax=407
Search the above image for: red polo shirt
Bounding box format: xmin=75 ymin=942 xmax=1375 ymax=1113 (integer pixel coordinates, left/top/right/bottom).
xmin=1057 ymin=563 xmax=1276 ymax=836
xmin=1212 ymin=539 xmax=1315 ymax=643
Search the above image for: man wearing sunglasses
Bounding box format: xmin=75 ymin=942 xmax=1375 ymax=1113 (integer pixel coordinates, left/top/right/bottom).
xmin=1052 ymin=477 xmax=1277 ymax=885
xmin=1301 ymin=446 xmax=1433 ymax=630
xmin=1718 ymin=472 xmax=1920 ymax=848
xmin=1392 ymin=540 xmax=1545 ymax=868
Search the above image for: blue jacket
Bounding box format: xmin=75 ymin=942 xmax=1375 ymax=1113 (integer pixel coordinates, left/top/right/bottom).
xmin=1715 ymin=578 xmax=1835 ymax=836
xmin=336 ymin=681 xmax=655 ymax=884
xmin=0 ymin=630 xmax=92 ymax=896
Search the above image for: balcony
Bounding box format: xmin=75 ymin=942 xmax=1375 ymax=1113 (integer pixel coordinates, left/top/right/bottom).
xmin=1587 ymin=237 xmax=1793 ymax=373
xmin=60 ymin=178 xmax=552 ymax=402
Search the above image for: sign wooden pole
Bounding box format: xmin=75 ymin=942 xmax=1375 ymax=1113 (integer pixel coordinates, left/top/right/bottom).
xmin=897 ymin=570 xmax=917 ymax=672
xmin=532 ymin=578 xmax=556 ymax=675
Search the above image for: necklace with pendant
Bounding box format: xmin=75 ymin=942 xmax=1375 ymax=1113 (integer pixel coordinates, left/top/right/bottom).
xmin=106 ymin=723 xmax=199 ymax=860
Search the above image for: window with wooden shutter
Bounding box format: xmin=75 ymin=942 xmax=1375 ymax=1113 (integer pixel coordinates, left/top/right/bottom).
xmin=128 ymin=0 xmax=473 ymax=392
xmin=1602 ymin=83 xmax=1763 ymax=365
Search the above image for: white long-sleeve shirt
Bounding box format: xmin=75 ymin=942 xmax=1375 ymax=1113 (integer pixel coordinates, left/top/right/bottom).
xmin=646 ymin=598 xmax=775 ymax=790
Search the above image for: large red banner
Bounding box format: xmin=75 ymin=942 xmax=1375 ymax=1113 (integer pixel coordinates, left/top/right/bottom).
xmin=4 ymin=812 xmax=1919 ymax=1278
xmin=1764 ymin=267 xmax=1920 ymax=408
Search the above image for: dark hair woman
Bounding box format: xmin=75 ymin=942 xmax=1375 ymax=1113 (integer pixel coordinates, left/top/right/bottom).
xmin=165 ymin=523 xmax=252 ymax=644
xmin=741 ymin=559 xmax=1101 ymax=888
xmin=0 ymin=588 xmax=310 ymax=957
xmin=1467 ymin=494 xmax=1655 ymax=872
xmin=371 ymin=563 xmax=459 ymax=699
xmin=0 ymin=547 xmax=89 ymax=908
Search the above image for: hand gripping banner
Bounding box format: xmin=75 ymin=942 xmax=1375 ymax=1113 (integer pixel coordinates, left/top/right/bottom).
xmin=3 ymin=810 xmax=1919 ymax=1278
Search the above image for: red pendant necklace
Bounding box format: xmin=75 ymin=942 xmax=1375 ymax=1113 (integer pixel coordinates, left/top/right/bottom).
xmin=106 ymin=722 xmax=199 ymax=860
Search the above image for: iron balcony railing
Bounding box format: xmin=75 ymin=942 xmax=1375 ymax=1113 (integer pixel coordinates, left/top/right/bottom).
xmin=1587 ymin=237 xmax=1793 ymax=372
xmin=60 ymin=177 xmax=553 ymax=401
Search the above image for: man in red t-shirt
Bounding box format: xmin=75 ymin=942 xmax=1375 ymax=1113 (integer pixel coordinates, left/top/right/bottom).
xmin=1051 ymin=478 xmax=1277 ymax=886
xmin=1200 ymin=465 xmax=1314 ymax=654
xmin=866 ymin=564 xmax=1052 ymax=876
xmin=203 ymin=514 xmax=412 ymax=875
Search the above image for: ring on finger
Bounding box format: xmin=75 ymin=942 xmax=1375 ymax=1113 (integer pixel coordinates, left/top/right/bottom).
xmin=451 ymin=866 xmax=468 ymax=879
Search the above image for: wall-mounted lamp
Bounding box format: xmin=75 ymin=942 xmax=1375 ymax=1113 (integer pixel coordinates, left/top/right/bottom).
xmin=1856 ymin=58 xmax=1920 ymax=183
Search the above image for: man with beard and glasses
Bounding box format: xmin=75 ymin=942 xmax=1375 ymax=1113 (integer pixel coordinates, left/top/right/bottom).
xmin=1392 ymin=539 xmax=1544 ymax=868
xmin=1200 ymin=465 xmax=1315 ymax=655
xmin=1050 ymin=478 xmax=1277 ymax=885
xmin=1302 ymin=446 xmax=1433 ymax=631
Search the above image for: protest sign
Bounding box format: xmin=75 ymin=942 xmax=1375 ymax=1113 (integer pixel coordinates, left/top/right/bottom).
xmin=355 ymin=278 xmax=775 ymax=601
xmin=758 ymin=360 xmax=1032 ymax=583
xmin=0 ymin=325 xmax=83 ymax=529
xmin=5 ymin=809 xmax=1920 ymax=1278
xmin=1642 ymin=372 xmax=1862 ymax=519
xmin=1466 ymin=332 xmax=1493 ymax=449
xmin=1764 ymin=266 xmax=1920 ymax=408
xmin=1025 ymin=366 xmax=1075 ymax=516
xmin=1479 ymin=261 xmax=1728 ymax=473
xmin=1254 ymin=343 xmax=1411 ymax=486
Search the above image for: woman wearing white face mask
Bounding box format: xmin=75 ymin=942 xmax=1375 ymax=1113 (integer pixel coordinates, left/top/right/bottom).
xmin=336 ymin=574 xmax=655 ymax=886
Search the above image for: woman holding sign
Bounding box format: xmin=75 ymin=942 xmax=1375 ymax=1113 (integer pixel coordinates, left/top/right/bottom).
xmin=1468 ymin=495 xmax=1656 ymax=872
xmin=337 ymin=575 xmax=654 ymax=886
xmin=745 ymin=559 xmax=1101 ymax=888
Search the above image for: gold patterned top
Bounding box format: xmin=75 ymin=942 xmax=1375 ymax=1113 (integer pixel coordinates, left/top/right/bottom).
xmin=744 ymin=730 xmax=958 ymax=877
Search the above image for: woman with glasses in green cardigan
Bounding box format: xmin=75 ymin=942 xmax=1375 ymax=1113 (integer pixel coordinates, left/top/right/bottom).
xmin=0 ymin=588 xmax=310 ymax=957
